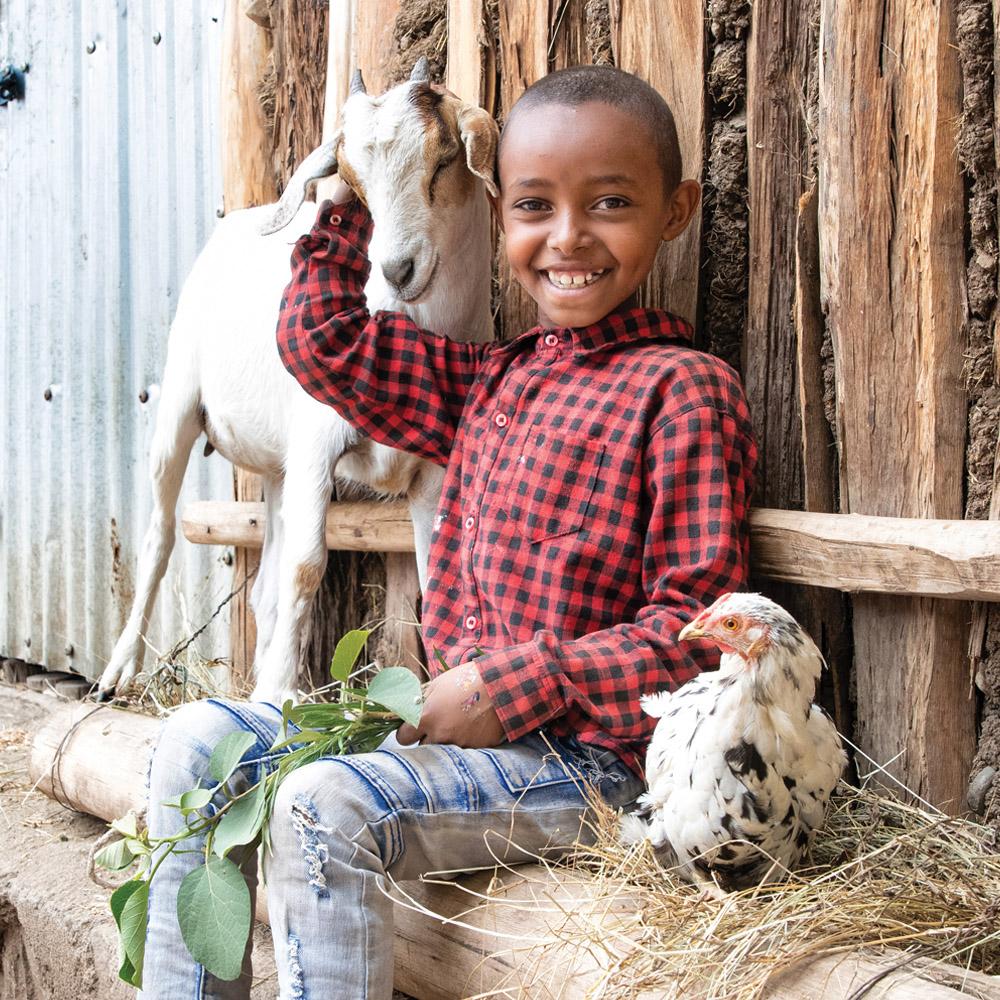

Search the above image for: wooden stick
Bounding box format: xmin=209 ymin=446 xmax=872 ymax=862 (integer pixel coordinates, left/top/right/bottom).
xmin=182 ymin=501 xmax=1000 ymax=602
xmin=182 ymin=500 xmax=415 ymax=553
xmin=30 ymin=706 xmax=994 ymax=1000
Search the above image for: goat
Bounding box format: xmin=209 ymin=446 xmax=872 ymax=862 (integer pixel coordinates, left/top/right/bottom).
xmin=97 ymin=59 xmax=498 ymax=706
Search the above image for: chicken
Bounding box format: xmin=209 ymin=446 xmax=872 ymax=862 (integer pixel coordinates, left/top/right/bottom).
xmin=625 ymin=592 xmax=846 ymax=893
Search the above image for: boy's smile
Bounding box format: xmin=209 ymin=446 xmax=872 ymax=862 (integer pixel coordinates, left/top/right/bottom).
xmin=493 ymin=101 xmax=699 ymax=329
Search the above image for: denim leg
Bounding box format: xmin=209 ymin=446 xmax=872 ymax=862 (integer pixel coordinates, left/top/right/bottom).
xmin=264 ymin=731 xmax=643 ymax=1000
xmin=139 ymin=698 xmax=285 ymax=1000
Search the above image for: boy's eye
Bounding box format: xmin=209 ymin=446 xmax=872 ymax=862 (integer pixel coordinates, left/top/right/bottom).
xmin=512 ymin=199 xmax=549 ymax=213
xmin=595 ymin=196 xmax=629 ymax=210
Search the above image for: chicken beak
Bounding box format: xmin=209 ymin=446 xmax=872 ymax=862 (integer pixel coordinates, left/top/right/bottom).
xmin=678 ymin=621 xmax=706 ymax=642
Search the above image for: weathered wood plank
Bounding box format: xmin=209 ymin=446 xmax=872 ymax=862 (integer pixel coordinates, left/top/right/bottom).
xmin=31 ymin=708 xmax=997 ymax=1000
xmin=614 ymin=0 xmax=703 ymax=325
xmin=183 ymin=501 xmax=1000 ymax=602
xmin=818 ymin=0 xmax=974 ymax=807
xmin=446 ymin=0 xmax=494 ymax=109
xmin=183 ymin=500 xmax=415 ymax=553
xmin=496 ymin=1 xmax=549 ymax=338
xmin=749 ymin=510 xmax=1000 ymax=601
xmin=353 ymin=0 xmax=402 ymax=95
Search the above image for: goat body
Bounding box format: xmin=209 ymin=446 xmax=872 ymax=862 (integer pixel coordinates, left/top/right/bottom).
xmin=98 ymin=63 xmax=497 ymax=705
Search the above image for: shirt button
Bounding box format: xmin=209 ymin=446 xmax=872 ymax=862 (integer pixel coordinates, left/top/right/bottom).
xmin=330 ymin=214 xmax=342 ymax=225
xmin=543 ymin=333 xmax=559 ymax=347
xmin=464 ymin=615 xmax=478 ymax=630
xmin=464 ymin=515 xmax=475 ymax=530
xmin=494 ymin=412 xmax=508 ymax=428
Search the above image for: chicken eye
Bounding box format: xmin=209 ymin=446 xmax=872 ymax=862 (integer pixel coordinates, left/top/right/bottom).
xmin=722 ymin=616 xmax=739 ymax=631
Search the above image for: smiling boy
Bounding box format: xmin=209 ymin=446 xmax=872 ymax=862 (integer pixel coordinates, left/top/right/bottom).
xmin=140 ymin=65 xmax=756 ymax=999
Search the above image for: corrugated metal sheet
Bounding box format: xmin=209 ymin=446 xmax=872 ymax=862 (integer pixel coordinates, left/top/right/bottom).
xmin=1 ymin=0 xmax=236 ymax=681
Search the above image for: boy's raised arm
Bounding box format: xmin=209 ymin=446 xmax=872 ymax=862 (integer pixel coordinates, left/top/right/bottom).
xmin=474 ymin=401 xmax=757 ymax=759
xmin=276 ymin=200 xmax=490 ymax=467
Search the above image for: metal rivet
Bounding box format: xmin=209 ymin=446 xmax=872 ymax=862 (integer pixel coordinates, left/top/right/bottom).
xmin=152 ymin=31 xmax=162 ymax=44
xmin=43 ymin=387 xmax=53 ymax=401
xmin=223 ymin=551 xmax=234 ymax=566
xmin=138 ymin=389 xmax=149 ymax=404
xmin=65 ymin=644 xmax=75 ymax=657
xmin=25 ymin=638 xmax=31 ymax=648
xmin=86 ymin=41 xmax=96 ymax=54
xmin=216 ymin=204 xmax=225 ymax=218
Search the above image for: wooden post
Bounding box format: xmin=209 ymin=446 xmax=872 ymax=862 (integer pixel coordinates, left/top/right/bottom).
xmin=497 ymin=3 xmax=549 ymax=338
xmin=615 ymin=0 xmax=704 ymax=326
xmin=220 ymin=0 xmax=278 ymax=693
xmin=818 ymin=0 xmax=973 ymax=808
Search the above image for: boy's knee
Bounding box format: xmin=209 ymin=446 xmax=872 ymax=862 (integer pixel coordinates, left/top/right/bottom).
xmin=150 ymin=699 xmax=244 ymax=788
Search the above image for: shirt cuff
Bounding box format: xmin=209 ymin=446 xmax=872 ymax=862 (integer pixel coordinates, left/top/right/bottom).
xmin=474 ymin=641 xmax=564 ymax=743
xmin=310 ymin=198 xmax=373 ymax=249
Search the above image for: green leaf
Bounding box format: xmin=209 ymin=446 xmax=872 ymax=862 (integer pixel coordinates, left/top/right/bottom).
xmin=213 ymin=775 xmax=268 ymax=859
xmin=111 ymin=812 xmax=138 ymax=839
xmin=330 ymin=628 xmax=371 ymax=682
xmin=95 ymin=838 xmax=137 ymax=872
xmin=179 ymin=787 xmax=213 ymax=813
xmin=366 ymin=667 xmax=423 ymax=727
xmin=434 ymin=648 xmax=451 ymax=671
xmin=269 ymin=728 xmax=327 ymax=752
xmin=209 ymin=731 xmax=257 ymax=785
xmin=110 ymin=878 xmax=148 ymax=987
xmin=177 ymin=857 xmax=251 ymax=981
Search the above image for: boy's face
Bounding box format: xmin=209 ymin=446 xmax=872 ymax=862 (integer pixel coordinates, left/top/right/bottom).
xmin=493 ymin=101 xmax=700 ymax=329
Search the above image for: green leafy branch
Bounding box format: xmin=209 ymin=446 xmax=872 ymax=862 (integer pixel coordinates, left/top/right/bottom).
xmin=97 ymin=629 xmax=424 ymax=987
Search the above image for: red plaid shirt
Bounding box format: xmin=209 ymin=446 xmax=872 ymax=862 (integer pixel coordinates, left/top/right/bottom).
xmin=277 ymin=201 xmax=757 ymax=774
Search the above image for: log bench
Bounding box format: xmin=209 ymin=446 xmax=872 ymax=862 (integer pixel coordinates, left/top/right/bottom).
xmin=27 ymin=504 xmax=1000 ymax=996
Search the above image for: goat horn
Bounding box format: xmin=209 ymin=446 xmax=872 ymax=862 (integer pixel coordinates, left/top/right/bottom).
xmin=350 ymin=68 xmax=367 ymax=95
xmin=258 ymin=137 xmax=340 ymax=236
xmin=409 ymin=57 xmax=431 ymax=83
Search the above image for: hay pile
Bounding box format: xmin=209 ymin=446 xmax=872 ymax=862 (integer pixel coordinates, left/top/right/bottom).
xmin=535 ymin=784 xmax=1000 ymax=998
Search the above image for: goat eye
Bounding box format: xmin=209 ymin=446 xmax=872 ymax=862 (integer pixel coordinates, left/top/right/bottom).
xmin=429 ymin=156 xmax=455 ymax=196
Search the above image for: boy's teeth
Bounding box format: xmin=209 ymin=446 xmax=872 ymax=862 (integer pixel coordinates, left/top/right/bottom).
xmin=545 ymin=270 xmax=605 ymax=288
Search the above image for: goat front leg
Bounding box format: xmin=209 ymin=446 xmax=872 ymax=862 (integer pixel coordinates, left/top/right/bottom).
xmin=249 ymin=428 xmax=341 ymax=706
xmin=406 ymin=460 xmax=447 ymax=593
xmin=98 ymin=381 xmax=203 ymax=697
xmin=247 ymin=475 xmax=284 ymax=669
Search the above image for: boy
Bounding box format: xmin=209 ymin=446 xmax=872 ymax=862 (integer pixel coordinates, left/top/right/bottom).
xmin=141 ymin=65 xmax=756 ymax=999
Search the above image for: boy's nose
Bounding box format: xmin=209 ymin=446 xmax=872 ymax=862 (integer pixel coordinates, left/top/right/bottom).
xmin=547 ymin=210 xmax=591 ymax=254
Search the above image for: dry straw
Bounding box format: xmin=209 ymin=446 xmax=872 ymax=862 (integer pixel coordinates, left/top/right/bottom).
xmin=398 ymin=781 xmax=1000 ymax=1000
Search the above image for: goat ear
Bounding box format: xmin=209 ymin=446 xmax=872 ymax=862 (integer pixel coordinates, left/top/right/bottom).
xmin=457 ymin=105 xmax=499 ymax=198
xmin=258 ymin=132 xmax=342 ymax=236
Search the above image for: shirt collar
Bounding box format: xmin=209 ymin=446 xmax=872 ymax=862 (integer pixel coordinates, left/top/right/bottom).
xmin=493 ymin=305 xmax=695 ymax=357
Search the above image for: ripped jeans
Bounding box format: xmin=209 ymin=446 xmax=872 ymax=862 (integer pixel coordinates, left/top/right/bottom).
xmin=138 ymin=698 xmax=643 ymax=1000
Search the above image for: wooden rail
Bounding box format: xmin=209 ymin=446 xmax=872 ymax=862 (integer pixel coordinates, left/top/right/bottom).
xmin=181 ymin=501 xmax=1000 ymax=602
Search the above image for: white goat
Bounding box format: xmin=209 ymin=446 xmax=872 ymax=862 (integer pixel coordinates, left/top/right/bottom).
xmin=98 ymin=60 xmax=497 ymax=706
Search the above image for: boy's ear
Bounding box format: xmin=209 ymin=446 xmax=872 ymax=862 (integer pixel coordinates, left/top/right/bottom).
xmin=457 ymin=105 xmax=499 ymax=197
xmin=661 ymin=180 xmax=702 ymax=243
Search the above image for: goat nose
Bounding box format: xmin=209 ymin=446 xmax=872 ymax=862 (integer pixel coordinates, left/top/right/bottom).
xmin=382 ymin=256 xmax=415 ymax=289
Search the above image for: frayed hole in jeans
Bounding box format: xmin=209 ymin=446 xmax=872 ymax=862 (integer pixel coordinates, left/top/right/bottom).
xmin=286 ymin=931 xmax=305 ymax=998
xmin=291 ymin=793 xmax=333 ymax=898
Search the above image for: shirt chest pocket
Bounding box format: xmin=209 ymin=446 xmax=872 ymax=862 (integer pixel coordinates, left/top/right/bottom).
xmin=506 ymin=435 xmax=606 ymax=545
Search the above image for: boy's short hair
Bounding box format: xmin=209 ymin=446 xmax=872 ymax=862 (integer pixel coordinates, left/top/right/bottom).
xmin=501 ymin=65 xmax=682 ymax=195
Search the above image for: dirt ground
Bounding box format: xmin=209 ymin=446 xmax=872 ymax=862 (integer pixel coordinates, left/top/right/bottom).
xmin=0 ymin=685 xmax=280 ymax=999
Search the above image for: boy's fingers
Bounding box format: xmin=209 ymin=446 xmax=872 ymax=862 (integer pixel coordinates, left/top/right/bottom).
xmin=396 ymin=722 xmax=420 ymax=745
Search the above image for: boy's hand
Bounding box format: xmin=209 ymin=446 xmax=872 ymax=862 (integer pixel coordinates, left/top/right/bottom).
xmin=396 ymin=665 xmax=505 ymax=749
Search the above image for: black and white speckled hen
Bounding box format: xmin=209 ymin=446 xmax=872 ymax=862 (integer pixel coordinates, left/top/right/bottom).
xmin=626 ymin=592 xmax=846 ymax=893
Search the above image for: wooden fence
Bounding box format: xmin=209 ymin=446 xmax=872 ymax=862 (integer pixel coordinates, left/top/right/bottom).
xmin=209 ymin=0 xmax=1000 ymax=816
